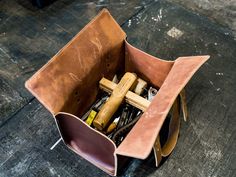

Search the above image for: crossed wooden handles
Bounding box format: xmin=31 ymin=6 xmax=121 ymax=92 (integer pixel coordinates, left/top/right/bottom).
xmin=93 ymin=72 xmax=149 ymax=130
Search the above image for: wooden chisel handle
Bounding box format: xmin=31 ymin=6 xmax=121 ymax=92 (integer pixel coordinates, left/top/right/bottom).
xmin=93 ymin=72 xmax=137 ymax=130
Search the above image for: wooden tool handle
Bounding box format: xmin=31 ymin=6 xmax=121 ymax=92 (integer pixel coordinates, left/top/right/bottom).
xmin=99 ymin=78 xmax=150 ymax=111
xmin=106 ymin=121 xmax=118 ymax=134
xmin=93 ymin=72 xmax=137 ymax=130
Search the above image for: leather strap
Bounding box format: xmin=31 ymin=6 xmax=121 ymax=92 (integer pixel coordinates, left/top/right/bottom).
xmin=180 ymin=89 xmax=188 ymax=122
xmin=161 ymin=96 xmax=180 ymax=157
xmin=153 ymin=135 xmax=162 ymax=166
xmin=153 ymin=89 xmax=187 ymax=166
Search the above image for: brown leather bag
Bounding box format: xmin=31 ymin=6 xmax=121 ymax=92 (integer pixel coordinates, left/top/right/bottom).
xmin=25 ymin=9 xmax=209 ymax=176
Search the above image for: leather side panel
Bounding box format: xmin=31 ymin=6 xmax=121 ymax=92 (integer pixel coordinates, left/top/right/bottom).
xmin=125 ymin=40 xmax=174 ymax=88
xmin=117 ymin=46 xmax=209 ymax=159
xmin=55 ymin=112 xmax=117 ymax=176
xmin=25 ymin=9 xmax=126 ymax=116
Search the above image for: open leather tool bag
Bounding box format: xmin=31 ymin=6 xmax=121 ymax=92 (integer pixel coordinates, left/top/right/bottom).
xmin=25 ymin=9 xmax=210 ymax=176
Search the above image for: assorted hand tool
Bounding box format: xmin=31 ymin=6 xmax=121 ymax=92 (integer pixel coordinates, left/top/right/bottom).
xmin=93 ymin=72 xmax=137 ymax=130
xmin=85 ymin=94 xmax=109 ymax=125
xmin=84 ymin=72 xmax=158 ymax=146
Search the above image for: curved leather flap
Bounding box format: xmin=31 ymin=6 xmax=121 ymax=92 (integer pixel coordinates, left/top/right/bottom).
xmin=25 ymin=9 xmax=126 ymax=115
xmin=55 ymin=112 xmax=117 ymax=175
xmin=116 ymin=42 xmax=209 ymax=159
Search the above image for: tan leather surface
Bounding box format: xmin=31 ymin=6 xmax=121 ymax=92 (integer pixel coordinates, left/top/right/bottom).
xmin=125 ymin=41 xmax=174 ymax=88
xmin=25 ymin=9 xmax=126 ymax=116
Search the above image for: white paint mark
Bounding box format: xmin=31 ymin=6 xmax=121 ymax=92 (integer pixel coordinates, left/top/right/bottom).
xmin=47 ymin=162 xmax=60 ymax=176
xmin=143 ymin=15 xmax=147 ymax=22
xmin=134 ymin=6 xmax=142 ymax=9
xmin=220 ymin=103 xmax=227 ymax=108
xmin=0 ymin=47 xmax=13 ymax=62
xmin=50 ymin=138 xmax=62 ymax=150
xmin=167 ymin=27 xmax=184 ymax=39
xmin=216 ymin=73 xmax=223 ymax=75
xmin=137 ymin=13 xmax=142 ymax=19
xmin=128 ymin=19 xmax=132 ymax=27
xmin=214 ymin=42 xmax=218 ymax=46
xmin=49 ymin=168 xmax=57 ymax=175
xmin=209 ymin=80 xmax=214 ymax=86
xmin=152 ymin=17 xmax=157 ymax=21
xmin=151 ymin=16 xmax=160 ymax=22
xmin=209 ymin=80 xmax=221 ymax=91
xmin=151 ymin=9 xmax=163 ymax=22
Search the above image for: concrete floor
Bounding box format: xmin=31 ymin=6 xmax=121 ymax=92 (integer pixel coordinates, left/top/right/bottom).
xmin=0 ymin=0 xmax=235 ymax=176
xmin=167 ymin=0 xmax=236 ymax=37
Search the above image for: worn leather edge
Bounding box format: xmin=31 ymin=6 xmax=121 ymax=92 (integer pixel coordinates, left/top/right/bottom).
xmin=125 ymin=40 xmax=173 ymax=63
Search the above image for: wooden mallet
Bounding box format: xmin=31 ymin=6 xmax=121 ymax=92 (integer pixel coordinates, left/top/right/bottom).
xmin=93 ymin=72 xmax=150 ymax=130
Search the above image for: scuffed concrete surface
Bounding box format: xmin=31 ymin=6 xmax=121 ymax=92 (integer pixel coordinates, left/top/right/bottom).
xmin=0 ymin=77 xmax=26 ymax=126
xmin=167 ymin=0 xmax=236 ymax=36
